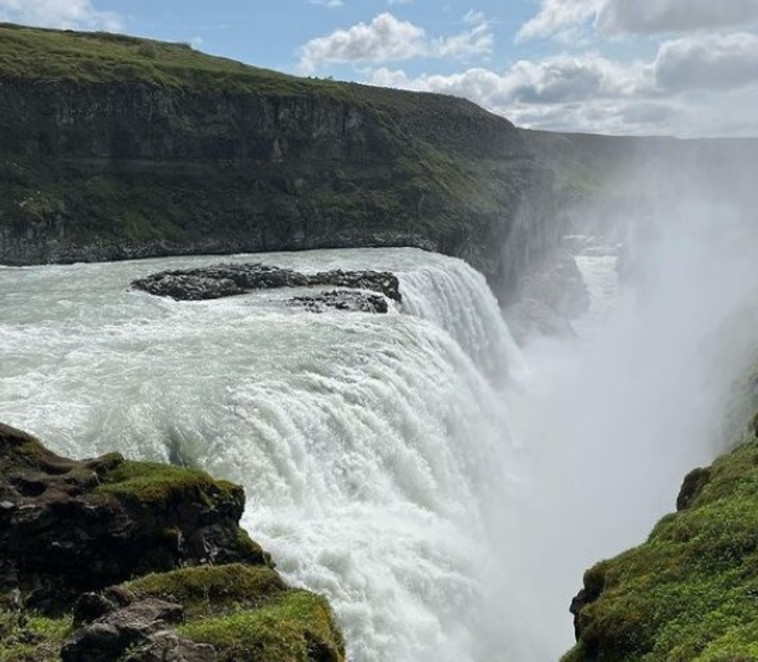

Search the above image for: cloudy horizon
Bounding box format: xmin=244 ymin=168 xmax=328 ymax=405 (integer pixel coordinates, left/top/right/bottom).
xmin=1 ymin=0 xmax=757 ymax=138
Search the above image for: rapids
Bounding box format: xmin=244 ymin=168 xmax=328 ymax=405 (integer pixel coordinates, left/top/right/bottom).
xmin=0 ymin=247 xmax=523 ymax=662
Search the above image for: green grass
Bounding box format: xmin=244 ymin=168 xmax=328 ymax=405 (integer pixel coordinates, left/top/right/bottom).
xmin=124 ymin=564 xmax=286 ymax=618
xmin=96 ymin=459 xmax=243 ymax=511
xmin=564 ymin=438 xmax=758 ymax=662
xmin=180 ymin=589 xmax=345 ymax=662
xmin=0 ymin=610 xmax=72 ymax=662
xmin=0 ymin=22 xmax=330 ymax=95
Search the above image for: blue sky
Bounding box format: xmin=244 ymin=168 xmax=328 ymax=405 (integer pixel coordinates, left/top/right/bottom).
xmin=2 ymin=0 xmax=758 ymax=137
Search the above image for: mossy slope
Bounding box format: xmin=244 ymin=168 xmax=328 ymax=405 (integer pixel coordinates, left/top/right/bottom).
xmin=126 ymin=565 xmax=345 ymax=662
xmin=564 ymin=435 xmax=758 ymax=661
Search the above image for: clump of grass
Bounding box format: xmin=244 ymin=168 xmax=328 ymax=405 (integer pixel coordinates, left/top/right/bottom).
xmin=124 ymin=564 xmax=286 ymax=618
xmin=0 ymin=610 xmax=72 ymax=662
xmin=97 ymin=459 xmax=242 ymax=509
xmin=179 ymin=590 xmax=345 ymax=662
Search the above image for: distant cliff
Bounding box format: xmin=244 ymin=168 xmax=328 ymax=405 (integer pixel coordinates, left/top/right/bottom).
xmin=0 ymin=23 xmax=559 ymax=303
xmin=2 ymin=23 xmax=757 ymax=305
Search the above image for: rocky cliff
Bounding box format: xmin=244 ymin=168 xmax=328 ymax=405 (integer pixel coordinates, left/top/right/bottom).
xmin=2 ymin=23 xmax=756 ymax=307
xmin=0 ymin=23 xmax=558 ymax=303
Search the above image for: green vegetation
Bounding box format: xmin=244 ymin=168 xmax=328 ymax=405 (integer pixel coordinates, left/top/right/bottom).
xmin=564 ymin=436 xmax=758 ymax=662
xmin=124 ymin=564 xmax=286 ymax=618
xmin=97 ymin=458 xmax=242 ymax=509
xmin=180 ymin=589 xmax=345 ymax=662
xmin=0 ymin=610 xmax=72 ymax=662
xmin=125 ymin=565 xmax=344 ymax=660
xmin=0 ymin=22 xmax=332 ymax=95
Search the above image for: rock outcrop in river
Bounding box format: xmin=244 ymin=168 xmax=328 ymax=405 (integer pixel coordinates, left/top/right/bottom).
xmin=131 ymin=262 xmax=401 ymax=304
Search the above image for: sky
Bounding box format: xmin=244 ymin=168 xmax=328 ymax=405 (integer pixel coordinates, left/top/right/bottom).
xmin=2 ymin=0 xmax=758 ymax=137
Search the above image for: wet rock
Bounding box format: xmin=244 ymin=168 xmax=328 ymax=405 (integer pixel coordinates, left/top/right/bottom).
xmin=288 ymin=290 xmax=390 ymax=313
xmin=131 ymin=263 xmax=401 ymax=304
xmin=506 ymin=248 xmax=590 ymax=343
xmin=676 ymin=467 xmax=711 ymax=511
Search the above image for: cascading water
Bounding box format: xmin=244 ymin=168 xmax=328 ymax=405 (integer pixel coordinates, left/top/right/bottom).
xmin=0 ymin=248 xmax=524 ymax=662
xmin=4 ymin=218 xmax=757 ymax=661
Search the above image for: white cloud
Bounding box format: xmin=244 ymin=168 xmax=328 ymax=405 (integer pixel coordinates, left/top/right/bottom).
xmin=309 ymin=0 xmax=344 ymax=8
xmin=517 ymin=0 xmax=601 ymax=42
xmin=519 ymin=0 xmax=758 ymax=40
xmin=297 ymin=11 xmax=492 ymax=73
xmin=0 ymin=0 xmax=121 ymax=31
xmin=654 ymin=32 xmax=758 ymax=91
xmin=371 ymin=54 xmax=647 ymax=107
xmin=599 ymin=0 xmax=758 ymax=34
xmin=368 ymin=33 xmax=758 ymax=138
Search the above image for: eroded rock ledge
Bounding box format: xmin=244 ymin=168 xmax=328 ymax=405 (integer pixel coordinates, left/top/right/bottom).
xmin=0 ymin=422 xmax=345 ymax=662
xmin=130 ymin=262 xmax=401 ymax=306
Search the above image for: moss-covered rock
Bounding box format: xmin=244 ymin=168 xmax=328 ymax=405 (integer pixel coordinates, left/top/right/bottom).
xmin=0 ymin=422 xmax=268 ymax=613
xmin=123 ymin=564 xmax=287 ymax=619
xmin=0 ymin=422 xmax=346 ymax=661
xmin=564 ymin=437 xmax=758 ymax=661
xmin=180 ymin=589 xmax=345 ymax=662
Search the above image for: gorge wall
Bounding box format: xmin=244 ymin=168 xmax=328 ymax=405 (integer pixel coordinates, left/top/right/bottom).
xmin=0 ymin=23 xmax=559 ymax=303
xmin=3 ymin=24 xmax=757 ymax=306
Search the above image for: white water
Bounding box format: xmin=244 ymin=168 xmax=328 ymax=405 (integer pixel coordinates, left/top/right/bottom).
xmin=0 ymin=247 xmax=523 ymax=662
xmin=3 ymin=233 xmax=757 ymax=661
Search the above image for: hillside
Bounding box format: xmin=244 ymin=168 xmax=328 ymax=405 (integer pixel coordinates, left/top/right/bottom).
xmin=0 ymin=22 xmax=556 ymax=301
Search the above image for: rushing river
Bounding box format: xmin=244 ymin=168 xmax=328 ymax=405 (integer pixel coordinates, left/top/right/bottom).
xmin=0 ymin=248 xmax=526 ymax=661
xmin=2 ymin=240 xmax=755 ymax=661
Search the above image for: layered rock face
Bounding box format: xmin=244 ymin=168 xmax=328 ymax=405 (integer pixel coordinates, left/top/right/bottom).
xmin=0 ymin=422 xmax=345 ymax=662
xmin=0 ymin=24 xmax=554 ymax=304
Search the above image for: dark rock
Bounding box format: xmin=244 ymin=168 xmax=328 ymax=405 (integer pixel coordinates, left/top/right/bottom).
xmin=676 ymin=467 xmax=711 ymax=511
xmin=61 ymin=598 xmax=189 ymax=662
xmin=289 ymin=289 xmax=390 ymax=314
xmin=73 ymin=592 xmax=121 ymax=627
xmin=131 ymin=262 xmax=401 ymax=304
xmin=123 ymin=631 xmax=216 ymax=662
xmin=0 ymin=422 xmax=269 ymax=614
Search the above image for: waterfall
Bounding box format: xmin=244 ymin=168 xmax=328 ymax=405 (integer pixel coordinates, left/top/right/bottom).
xmin=0 ymin=247 xmax=521 ymax=662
